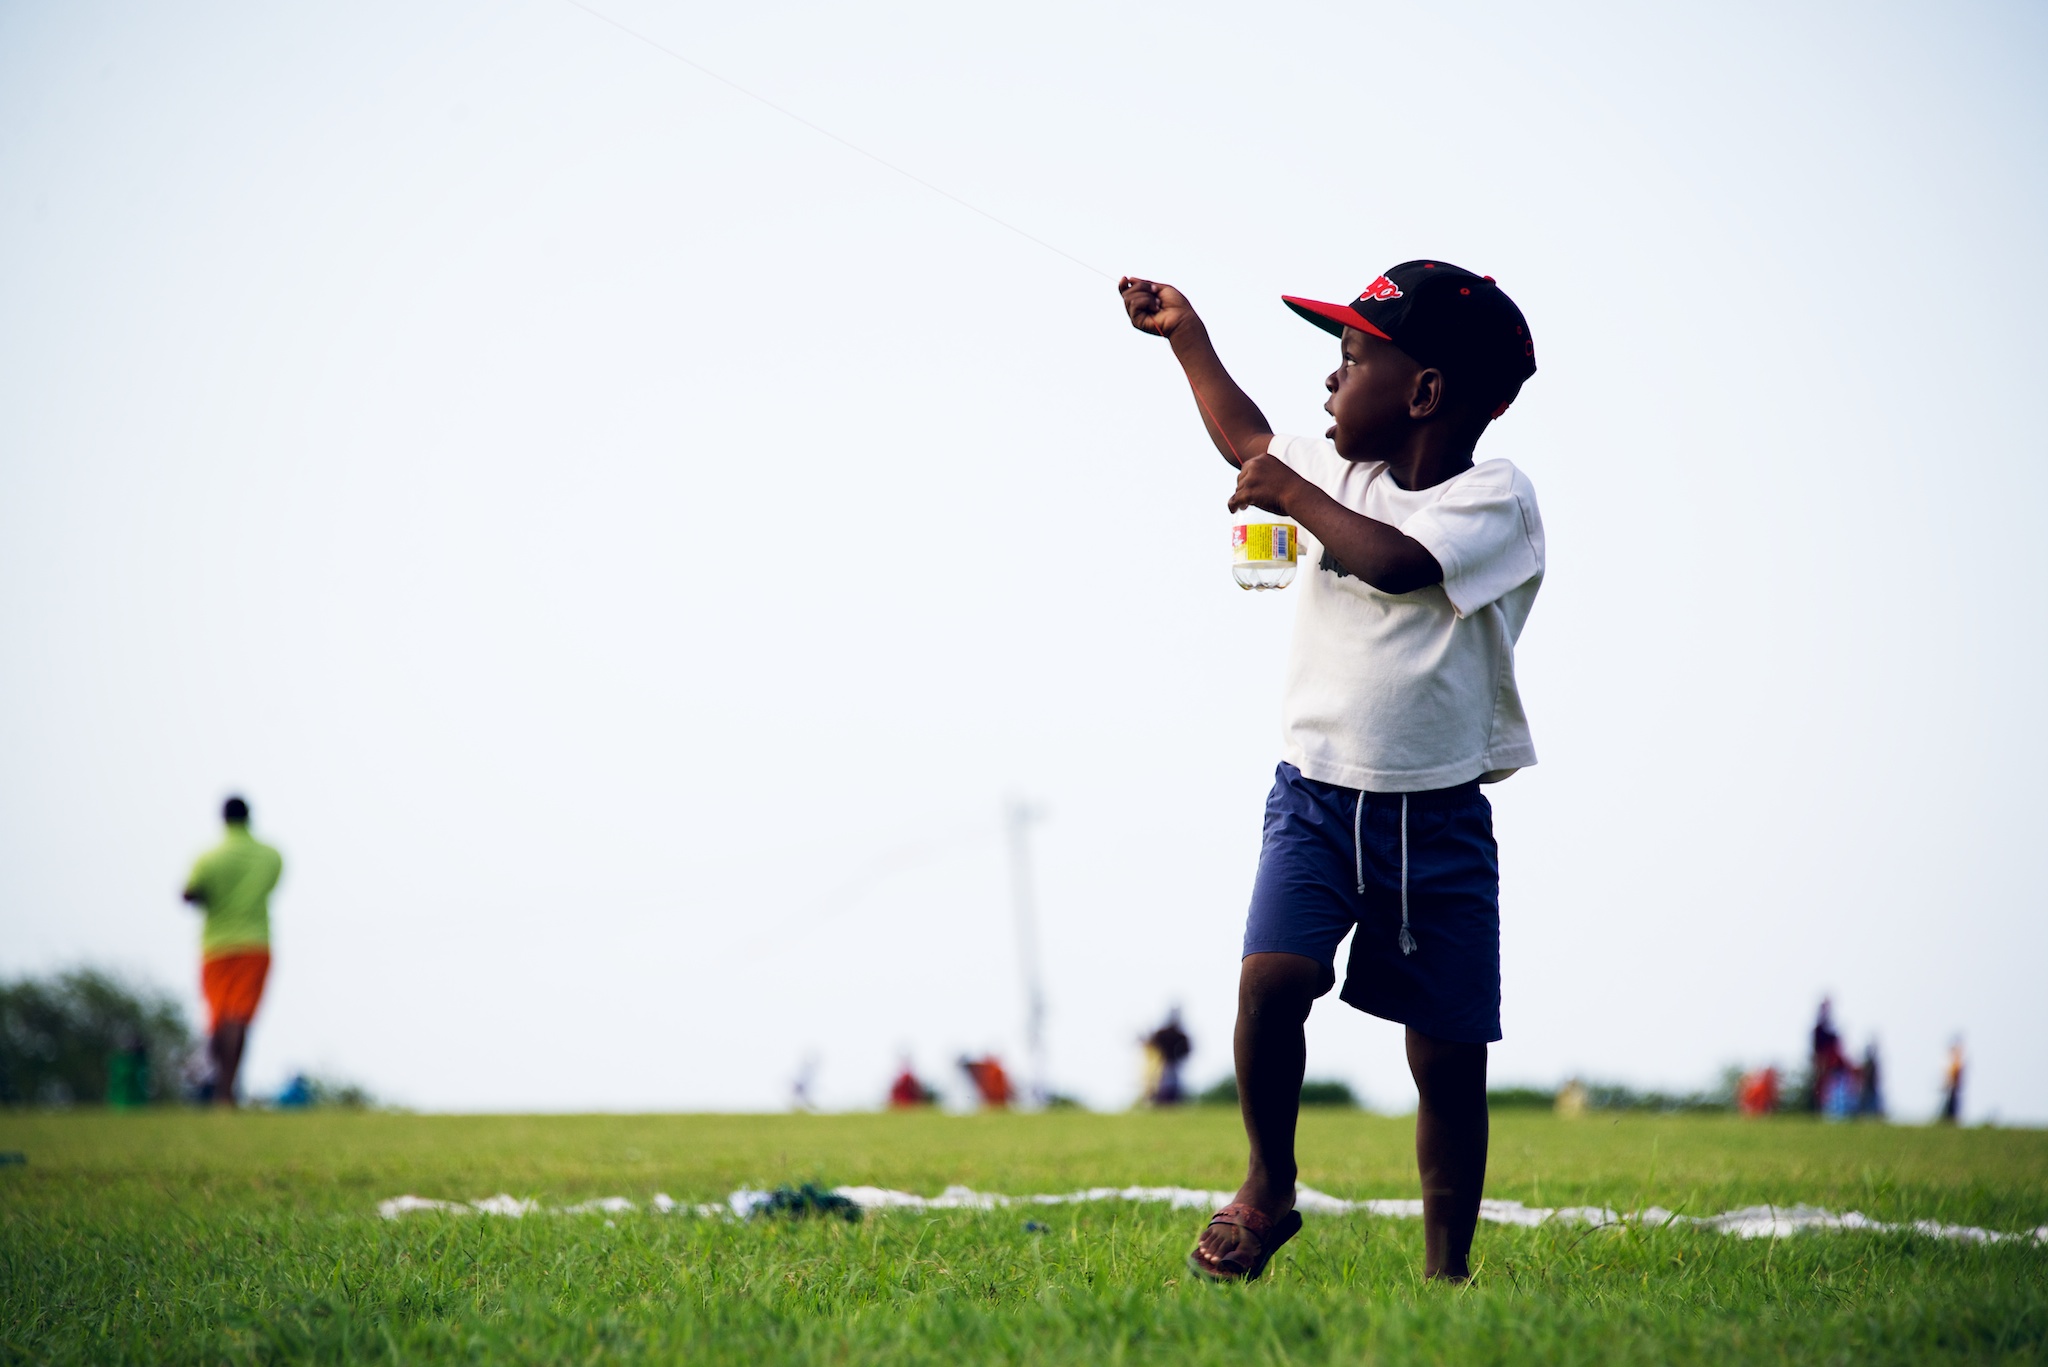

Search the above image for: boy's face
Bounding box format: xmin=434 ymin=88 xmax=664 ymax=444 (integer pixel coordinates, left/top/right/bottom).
xmin=1325 ymin=329 xmax=1426 ymax=461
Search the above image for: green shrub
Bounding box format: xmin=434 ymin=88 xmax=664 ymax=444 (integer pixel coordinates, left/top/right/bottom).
xmin=1582 ymin=1081 xmax=1732 ymax=1114
xmin=1196 ymin=1077 xmax=1360 ymax=1108
xmin=1297 ymin=1079 xmax=1359 ymax=1108
xmin=0 ymin=969 xmax=195 ymax=1106
xmin=1487 ymin=1086 xmax=1558 ymax=1109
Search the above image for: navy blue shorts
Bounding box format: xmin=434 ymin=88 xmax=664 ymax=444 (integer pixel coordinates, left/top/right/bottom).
xmin=1243 ymin=762 xmax=1501 ymax=1043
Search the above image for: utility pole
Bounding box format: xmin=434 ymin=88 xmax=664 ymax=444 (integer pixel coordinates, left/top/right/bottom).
xmin=1005 ymin=798 xmax=1048 ymax=1108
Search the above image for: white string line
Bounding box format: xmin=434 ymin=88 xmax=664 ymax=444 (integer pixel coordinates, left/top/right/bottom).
xmin=561 ymin=0 xmax=1114 ymax=280
xmin=379 ymin=1185 xmax=2048 ymax=1246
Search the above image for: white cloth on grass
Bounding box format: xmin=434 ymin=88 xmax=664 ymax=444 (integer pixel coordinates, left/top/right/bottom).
xmin=1265 ymin=434 xmax=1545 ymax=792
xmin=377 ymin=1186 xmax=2048 ymax=1245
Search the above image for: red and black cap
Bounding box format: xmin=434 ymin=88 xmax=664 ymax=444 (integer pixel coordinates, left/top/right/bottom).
xmin=1283 ymin=260 xmax=1536 ymax=414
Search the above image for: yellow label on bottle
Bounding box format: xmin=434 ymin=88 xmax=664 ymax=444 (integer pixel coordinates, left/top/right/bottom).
xmin=1232 ymin=522 xmax=1298 ymax=564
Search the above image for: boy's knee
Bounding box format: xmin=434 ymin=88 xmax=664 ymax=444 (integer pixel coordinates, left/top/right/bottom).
xmin=1407 ymin=1031 xmax=1487 ymax=1098
xmin=1238 ymin=952 xmax=1331 ymax=1021
xmin=1407 ymin=1027 xmax=1484 ymax=1058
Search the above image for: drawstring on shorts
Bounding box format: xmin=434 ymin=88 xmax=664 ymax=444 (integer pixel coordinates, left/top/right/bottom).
xmin=1355 ymin=791 xmax=1417 ymax=957
xmin=1397 ymin=795 xmax=1415 ymax=955
xmin=1352 ymin=791 xmax=1364 ymax=895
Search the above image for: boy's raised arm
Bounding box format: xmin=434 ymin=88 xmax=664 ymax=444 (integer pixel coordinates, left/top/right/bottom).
xmin=1119 ymin=277 xmax=1273 ymax=468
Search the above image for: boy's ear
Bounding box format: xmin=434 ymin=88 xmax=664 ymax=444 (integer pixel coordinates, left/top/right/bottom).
xmin=1408 ymin=367 xmax=1446 ymax=420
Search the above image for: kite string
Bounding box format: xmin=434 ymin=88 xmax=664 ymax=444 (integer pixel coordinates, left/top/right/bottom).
xmin=562 ymin=0 xmax=1113 ymax=281
xmin=1148 ymin=315 xmax=1245 ymax=466
xmin=565 ymin=3 xmax=1249 ymax=462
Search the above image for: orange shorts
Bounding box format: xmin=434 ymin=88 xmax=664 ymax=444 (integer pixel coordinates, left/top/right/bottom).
xmin=201 ymin=951 xmax=270 ymax=1031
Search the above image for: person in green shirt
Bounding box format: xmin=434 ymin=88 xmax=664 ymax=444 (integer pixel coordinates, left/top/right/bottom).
xmin=182 ymin=795 xmax=283 ymax=1107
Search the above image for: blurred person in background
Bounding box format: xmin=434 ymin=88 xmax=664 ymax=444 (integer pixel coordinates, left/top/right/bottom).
xmin=1140 ymin=1009 xmax=1192 ymax=1106
xmin=1941 ymin=1038 xmax=1965 ymax=1123
xmin=790 ymin=1055 xmax=819 ymax=1112
xmin=1808 ymin=998 xmax=1848 ymax=1113
xmin=1737 ymin=1067 xmax=1780 ymax=1117
xmin=106 ymin=1031 xmax=151 ymax=1110
xmin=181 ymin=795 xmax=283 ymax=1107
xmin=958 ymin=1055 xmax=1013 ymax=1109
xmin=888 ymin=1057 xmax=936 ymax=1108
xmin=1857 ymin=1042 xmax=1884 ymax=1119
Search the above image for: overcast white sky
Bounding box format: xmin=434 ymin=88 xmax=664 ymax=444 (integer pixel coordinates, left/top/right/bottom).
xmin=3 ymin=0 xmax=2044 ymax=1121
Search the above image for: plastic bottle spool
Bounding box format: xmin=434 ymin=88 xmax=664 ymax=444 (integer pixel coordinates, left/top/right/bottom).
xmin=1231 ymin=518 xmax=1299 ymax=590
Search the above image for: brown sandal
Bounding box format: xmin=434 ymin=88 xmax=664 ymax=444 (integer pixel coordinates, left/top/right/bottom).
xmin=1186 ymin=1203 xmax=1304 ymax=1283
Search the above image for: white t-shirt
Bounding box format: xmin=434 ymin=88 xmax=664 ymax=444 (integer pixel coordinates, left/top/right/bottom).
xmin=1266 ymin=433 xmax=1545 ymax=792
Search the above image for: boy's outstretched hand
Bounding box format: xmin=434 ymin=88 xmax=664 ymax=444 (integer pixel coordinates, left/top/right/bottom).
xmin=1119 ymin=277 xmax=1197 ymax=340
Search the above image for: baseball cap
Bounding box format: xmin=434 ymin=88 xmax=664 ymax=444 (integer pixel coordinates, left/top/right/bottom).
xmin=1283 ymin=260 xmax=1536 ymax=416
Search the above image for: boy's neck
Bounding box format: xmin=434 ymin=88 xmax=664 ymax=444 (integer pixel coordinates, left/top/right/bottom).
xmin=1374 ymin=426 xmax=1479 ymax=492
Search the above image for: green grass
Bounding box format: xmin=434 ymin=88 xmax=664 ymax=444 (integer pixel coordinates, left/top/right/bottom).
xmin=3 ymin=1109 xmax=2046 ymax=1364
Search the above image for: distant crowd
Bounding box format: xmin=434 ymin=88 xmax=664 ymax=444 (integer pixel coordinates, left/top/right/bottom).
xmin=1731 ymin=998 xmax=1963 ymax=1123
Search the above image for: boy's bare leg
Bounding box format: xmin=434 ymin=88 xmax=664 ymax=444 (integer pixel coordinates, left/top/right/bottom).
xmin=1406 ymin=1028 xmax=1489 ymax=1280
xmin=1195 ymin=952 xmax=1329 ymax=1271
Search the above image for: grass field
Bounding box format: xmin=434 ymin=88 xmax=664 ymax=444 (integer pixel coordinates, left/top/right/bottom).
xmin=4 ymin=1108 xmax=2046 ymax=1364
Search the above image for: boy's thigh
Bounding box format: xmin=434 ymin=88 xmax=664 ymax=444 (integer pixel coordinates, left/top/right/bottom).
xmin=1241 ymin=772 xmax=1361 ymax=970
xmin=1341 ymin=796 xmax=1501 ymax=1043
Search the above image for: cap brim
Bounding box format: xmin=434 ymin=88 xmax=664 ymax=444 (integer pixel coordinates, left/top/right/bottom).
xmin=1282 ymin=296 xmax=1393 ymax=342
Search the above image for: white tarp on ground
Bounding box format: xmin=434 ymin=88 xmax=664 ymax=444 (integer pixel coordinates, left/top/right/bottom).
xmin=377 ymin=1185 xmax=2048 ymax=1245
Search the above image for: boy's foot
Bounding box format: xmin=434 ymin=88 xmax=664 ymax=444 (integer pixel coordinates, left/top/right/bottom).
xmin=1189 ymin=1196 xmax=1302 ymax=1281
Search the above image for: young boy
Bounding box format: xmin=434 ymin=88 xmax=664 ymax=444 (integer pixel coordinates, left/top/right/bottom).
xmin=1118 ymin=261 xmax=1542 ymax=1283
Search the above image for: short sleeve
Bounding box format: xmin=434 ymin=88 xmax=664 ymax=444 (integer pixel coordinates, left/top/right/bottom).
xmin=1398 ymin=465 xmax=1544 ymax=619
xmin=1263 ymin=433 xmax=1352 ymax=494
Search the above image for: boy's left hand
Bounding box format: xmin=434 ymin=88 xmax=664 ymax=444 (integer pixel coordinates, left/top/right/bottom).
xmin=1228 ymin=453 xmax=1307 ymax=517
